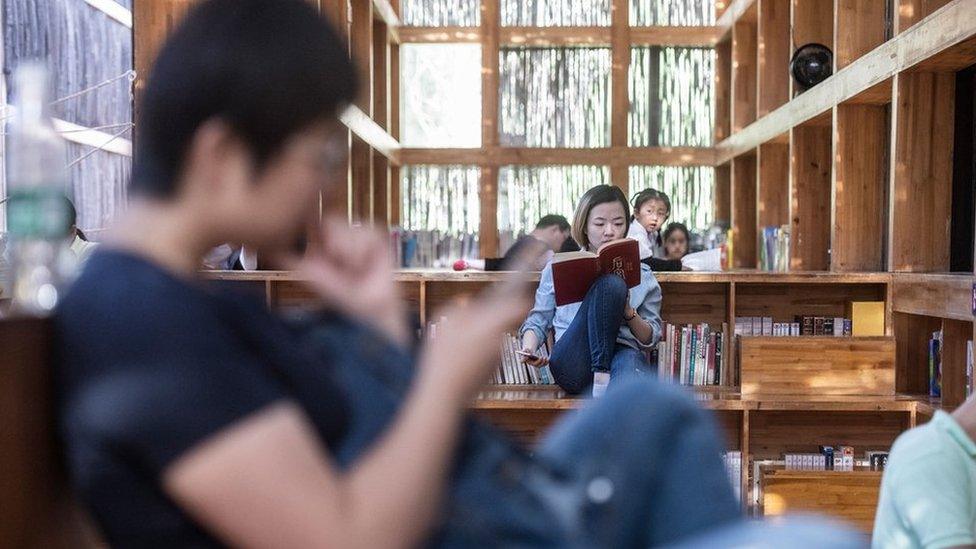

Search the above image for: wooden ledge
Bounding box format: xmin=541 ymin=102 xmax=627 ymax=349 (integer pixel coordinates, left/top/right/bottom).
xmin=203 ymin=269 xmax=895 ymax=284
xmin=473 ymin=385 xmax=933 ymax=413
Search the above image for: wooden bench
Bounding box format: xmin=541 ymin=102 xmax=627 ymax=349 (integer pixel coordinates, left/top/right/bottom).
xmin=0 ymin=318 xmax=101 ymax=548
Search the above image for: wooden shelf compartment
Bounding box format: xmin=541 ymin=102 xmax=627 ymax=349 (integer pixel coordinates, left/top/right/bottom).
xmin=757 ymin=0 xmax=791 ymax=116
xmin=732 ymin=151 xmax=759 ymax=268
xmin=790 ymin=0 xmax=834 ymax=98
xmin=732 ymin=3 xmax=759 ymax=131
xmin=758 ymin=466 xmax=882 ymax=532
xmin=739 ymin=336 xmax=895 ymax=397
xmin=790 ymin=119 xmax=832 ymax=270
xmin=831 ymin=102 xmax=890 ymax=272
xmin=834 ymin=0 xmax=890 ymax=70
xmin=757 ymin=138 xmax=789 ymax=235
xmin=889 ymin=70 xmax=955 ymax=272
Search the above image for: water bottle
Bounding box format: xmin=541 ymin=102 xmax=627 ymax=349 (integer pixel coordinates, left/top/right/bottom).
xmin=6 ymin=62 xmax=73 ymax=314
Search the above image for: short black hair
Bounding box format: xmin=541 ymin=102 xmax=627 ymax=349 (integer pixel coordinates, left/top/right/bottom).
xmin=535 ymin=214 xmax=570 ymax=232
xmin=132 ymin=0 xmax=358 ymax=198
xmin=631 ymin=188 xmax=672 ymax=218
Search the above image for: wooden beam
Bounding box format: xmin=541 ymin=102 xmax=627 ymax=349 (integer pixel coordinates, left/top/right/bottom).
xmin=500 ymin=26 xmax=611 ymax=46
xmin=398 ymin=147 xmax=717 ymax=167
xmin=717 ymin=0 xmax=757 ymax=39
xmin=629 ymin=26 xmax=724 ymax=47
xmin=399 ymin=27 xmax=481 ymax=43
xmin=398 ymin=25 xmax=721 ymax=47
xmin=390 ymin=22 xmax=401 ymax=226
xmin=716 ymin=0 xmax=976 ymax=163
xmin=480 ymin=0 xmax=500 ymax=258
xmin=339 ymin=105 xmax=400 ymax=163
xmin=610 ymin=0 xmax=630 ymax=193
xmin=891 ymin=273 xmax=975 ymax=321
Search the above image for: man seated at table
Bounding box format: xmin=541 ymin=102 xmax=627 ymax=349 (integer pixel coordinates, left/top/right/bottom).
xmin=454 ymin=214 xmax=571 ymax=271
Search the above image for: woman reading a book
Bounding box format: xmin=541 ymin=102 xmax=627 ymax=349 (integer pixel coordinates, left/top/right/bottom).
xmin=519 ymin=185 xmax=663 ymax=398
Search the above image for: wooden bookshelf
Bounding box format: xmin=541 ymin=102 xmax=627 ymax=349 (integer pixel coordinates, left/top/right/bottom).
xmin=759 ymin=467 xmax=882 ymax=532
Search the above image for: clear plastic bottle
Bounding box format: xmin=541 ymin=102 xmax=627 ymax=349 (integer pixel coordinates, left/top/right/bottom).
xmin=6 ymin=62 xmax=73 ymax=314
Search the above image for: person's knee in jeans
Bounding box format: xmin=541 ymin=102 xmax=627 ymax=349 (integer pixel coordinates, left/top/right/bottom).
xmin=589 ymin=273 xmax=628 ymax=312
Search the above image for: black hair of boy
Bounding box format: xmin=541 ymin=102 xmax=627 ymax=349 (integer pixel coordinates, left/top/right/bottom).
xmin=132 ymin=0 xmax=357 ymax=198
xmin=535 ymin=214 xmax=570 ymax=232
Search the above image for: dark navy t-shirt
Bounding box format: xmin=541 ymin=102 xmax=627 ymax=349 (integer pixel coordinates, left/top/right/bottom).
xmin=54 ymin=250 xmax=352 ymax=547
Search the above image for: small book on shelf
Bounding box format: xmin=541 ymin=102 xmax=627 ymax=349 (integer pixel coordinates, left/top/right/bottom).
xmin=551 ymin=238 xmax=641 ymax=306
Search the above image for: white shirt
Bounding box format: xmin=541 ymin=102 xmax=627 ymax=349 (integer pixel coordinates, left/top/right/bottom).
xmin=627 ymin=219 xmax=662 ymax=260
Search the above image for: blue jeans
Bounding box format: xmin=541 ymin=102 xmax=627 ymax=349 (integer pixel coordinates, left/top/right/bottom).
xmin=298 ymin=313 xmax=741 ymax=547
xmin=549 ymin=274 xmax=654 ymax=394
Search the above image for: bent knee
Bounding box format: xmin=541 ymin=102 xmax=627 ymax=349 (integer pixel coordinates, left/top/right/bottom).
xmin=594 ymin=273 xmax=628 ymax=296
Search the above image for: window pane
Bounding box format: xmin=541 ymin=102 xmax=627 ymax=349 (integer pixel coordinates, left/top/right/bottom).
xmin=629 ymin=47 xmax=714 ymax=146
xmin=499 ymin=48 xmax=611 ymax=147
xmin=401 ymin=0 xmax=480 ymax=26
xmin=399 ymin=166 xmax=480 ymax=267
xmin=630 ymin=0 xmax=715 ymax=26
xmin=501 ymin=0 xmax=611 ymax=26
xmin=497 ymin=165 xmax=609 ymax=243
xmin=630 ymin=166 xmax=715 ymax=232
xmin=401 ymin=44 xmax=482 ymax=147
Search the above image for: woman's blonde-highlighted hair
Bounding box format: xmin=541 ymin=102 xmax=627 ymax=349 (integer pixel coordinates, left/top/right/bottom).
xmin=571 ymin=185 xmax=631 ymax=251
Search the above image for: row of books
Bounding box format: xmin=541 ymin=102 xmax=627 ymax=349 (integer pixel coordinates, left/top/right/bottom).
xmin=734 ymin=316 xmax=853 ymax=337
xmin=784 ymin=447 xmax=889 ymax=471
xmin=724 ymin=451 xmax=742 ymax=502
xmin=653 ymin=322 xmax=727 ymax=386
xmin=493 ymin=332 xmax=555 ymax=385
xmin=759 ymin=225 xmax=790 ymax=272
xmin=390 ymin=228 xmax=479 ymax=269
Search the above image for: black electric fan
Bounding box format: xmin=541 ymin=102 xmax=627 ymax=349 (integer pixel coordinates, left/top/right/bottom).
xmin=790 ymin=43 xmax=833 ymax=92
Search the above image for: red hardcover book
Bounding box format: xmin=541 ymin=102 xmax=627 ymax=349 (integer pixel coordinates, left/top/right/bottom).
xmin=550 ymin=238 xmax=641 ymax=306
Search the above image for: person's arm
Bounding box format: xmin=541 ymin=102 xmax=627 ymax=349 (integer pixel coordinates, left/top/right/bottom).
xmin=624 ymin=270 xmax=662 ymax=347
xmin=519 ymin=264 xmax=556 ymax=365
xmin=164 ymin=280 xmax=530 ymax=549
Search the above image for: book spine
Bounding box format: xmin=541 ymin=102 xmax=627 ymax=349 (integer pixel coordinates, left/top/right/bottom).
xmin=716 ymin=329 xmax=724 ymax=386
xmin=814 ymin=317 xmax=825 ymax=336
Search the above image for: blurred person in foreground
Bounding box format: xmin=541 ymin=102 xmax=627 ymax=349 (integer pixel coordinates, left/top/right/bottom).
xmin=54 ymin=1 xmax=858 ymax=547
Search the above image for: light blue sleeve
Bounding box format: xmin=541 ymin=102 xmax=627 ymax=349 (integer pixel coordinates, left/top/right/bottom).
xmin=518 ymin=263 xmax=556 ymax=347
xmin=635 ymin=267 xmax=663 ymax=348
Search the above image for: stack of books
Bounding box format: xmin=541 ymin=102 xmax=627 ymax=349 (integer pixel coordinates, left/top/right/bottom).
xmin=759 ymin=225 xmax=790 ymax=272
xmin=733 ymin=316 xmax=853 ymax=337
xmin=785 ymin=446 xmax=855 ymax=471
xmin=654 ymin=322 xmax=728 ymax=386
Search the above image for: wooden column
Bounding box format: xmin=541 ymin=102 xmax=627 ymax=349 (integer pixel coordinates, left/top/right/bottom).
xmin=321 ymin=0 xmax=351 ymax=219
xmin=757 ymin=0 xmax=790 ymax=117
xmin=715 ymin=163 xmax=732 ymax=225
xmin=889 ymin=72 xmax=954 ymax=272
xmin=350 ymin=0 xmax=375 ymax=222
xmin=479 ymin=0 xmax=500 ymax=258
xmin=832 ymin=104 xmax=887 ymax=271
xmin=941 ymin=318 xmax=972 ymax=409
xmin=372 ymin=19 xmax=390 ymax=226
xmin=715 ymin=38 xmax=732 ymax=142
xmin=610 ymin=0 xmax=631 ymax=194
xmin=389 ymin=11 xmax=401 ymax=227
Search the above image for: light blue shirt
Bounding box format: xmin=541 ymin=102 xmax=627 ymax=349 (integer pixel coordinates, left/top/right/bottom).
xmin=873 ymin=410 xmax=976 ymax=548
xmin=519 ymin=262 xmax=662 ymax=351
